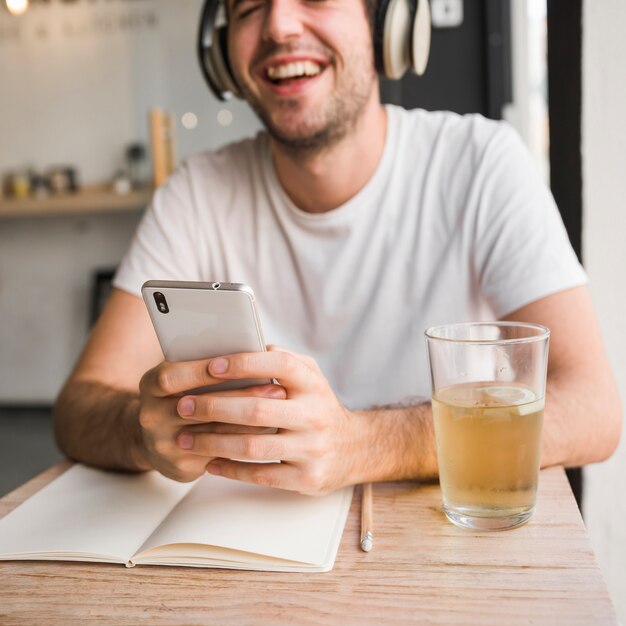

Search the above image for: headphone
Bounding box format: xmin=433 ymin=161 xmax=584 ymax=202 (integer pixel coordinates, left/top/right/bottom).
xmin=198 ymin=0 xmax=431 ymax=101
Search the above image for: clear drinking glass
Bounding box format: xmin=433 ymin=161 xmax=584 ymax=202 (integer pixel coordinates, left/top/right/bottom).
xmin=425 ymin=322 xmax=550 ymax=530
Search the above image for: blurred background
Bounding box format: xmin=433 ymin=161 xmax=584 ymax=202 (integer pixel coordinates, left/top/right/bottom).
xmin=0 ymin=0 xmax=624 ymax=619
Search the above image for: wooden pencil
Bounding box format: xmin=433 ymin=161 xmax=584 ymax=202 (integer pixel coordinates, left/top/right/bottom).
xmin=360 ymin=482 xmax=373 ymax=552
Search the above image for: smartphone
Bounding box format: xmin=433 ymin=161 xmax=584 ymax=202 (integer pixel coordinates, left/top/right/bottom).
xmin=141 ymin=280 xmax=272 ymax=393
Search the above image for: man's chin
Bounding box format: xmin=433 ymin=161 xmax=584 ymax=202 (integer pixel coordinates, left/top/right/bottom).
xmin=266 ymin=122 xmax=347 ymax=155
xmin=243 ymin=80 xmax=368 ymax=155
xmin=251 ymin=105 xmax=341 ymax=154
xmin=268 ymin=116 xmax=325 ymax=142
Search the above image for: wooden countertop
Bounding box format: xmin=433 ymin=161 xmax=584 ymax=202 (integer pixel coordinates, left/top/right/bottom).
xmin=0 ymin=185 xmax=152 ymax=219
xmin=0 ymin=463 xmax=618 ymax=625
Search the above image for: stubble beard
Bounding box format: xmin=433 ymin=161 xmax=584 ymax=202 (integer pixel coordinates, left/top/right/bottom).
xmin=238 ymin=48 xmax=376 ymax=159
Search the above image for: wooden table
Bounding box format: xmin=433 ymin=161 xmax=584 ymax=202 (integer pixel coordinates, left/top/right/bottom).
xmin=0 ymin=463 xmax=617 ymax=625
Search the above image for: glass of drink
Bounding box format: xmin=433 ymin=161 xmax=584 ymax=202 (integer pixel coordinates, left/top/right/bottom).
xmin=425 ymin=322 xmax=550 ymax=531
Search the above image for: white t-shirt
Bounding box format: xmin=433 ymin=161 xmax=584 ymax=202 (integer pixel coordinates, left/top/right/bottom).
xmin=114 ymin=105 xmax=586 ymax=409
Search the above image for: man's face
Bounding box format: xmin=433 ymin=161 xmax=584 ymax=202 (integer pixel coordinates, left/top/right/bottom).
xmin=227 ymin=0 xmax=378 ymax=154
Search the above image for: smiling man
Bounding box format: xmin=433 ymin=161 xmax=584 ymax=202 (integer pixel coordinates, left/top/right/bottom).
xmin=228 ymin=0 xmax=386 ymax=214
xmin=54 ymin=0 xmax=621 ymax=493
xmin=232 ymin=0 xmax=378 ymax=153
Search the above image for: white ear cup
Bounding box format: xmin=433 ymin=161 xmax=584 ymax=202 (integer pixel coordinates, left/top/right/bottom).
xmin=382 ymin=0 xmax=431 ymax=79
xmin=201 ymin=42 xmax=222 ymax=95
xmin=383 ymin=0 xmax=411 ymax=79
xmin=411 ymin=0 xmax=431 ymax=75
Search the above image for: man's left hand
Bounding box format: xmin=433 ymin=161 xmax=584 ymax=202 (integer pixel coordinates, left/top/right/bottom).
xmin=175 ymin=346 xmax=361 ymax=495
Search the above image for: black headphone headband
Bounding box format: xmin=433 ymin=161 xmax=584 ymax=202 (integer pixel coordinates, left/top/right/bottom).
xmin=198 ymin=0 xmax=430 ymax=101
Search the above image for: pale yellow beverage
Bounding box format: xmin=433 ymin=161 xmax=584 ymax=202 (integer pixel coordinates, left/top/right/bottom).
xmin=432 ymin=382 xmax=544 ymax=528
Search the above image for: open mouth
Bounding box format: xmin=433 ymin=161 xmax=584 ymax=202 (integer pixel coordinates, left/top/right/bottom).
xmin=262 ymin=59 xmax=328 ymax=88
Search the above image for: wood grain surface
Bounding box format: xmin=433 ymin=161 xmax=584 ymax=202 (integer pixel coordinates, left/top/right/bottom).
xmin=0 ymin=464 xmax=617 ymax=626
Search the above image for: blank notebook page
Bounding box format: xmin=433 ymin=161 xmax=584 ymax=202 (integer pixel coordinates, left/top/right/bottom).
xmin=0 ymin=465 xmax=194 ymax=561
xmin=135 ymin=473 xmax=353 ymax=566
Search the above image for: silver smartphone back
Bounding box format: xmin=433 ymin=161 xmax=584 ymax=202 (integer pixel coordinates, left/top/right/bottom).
xmin=141 ymin=280 xmax=271 ymax=392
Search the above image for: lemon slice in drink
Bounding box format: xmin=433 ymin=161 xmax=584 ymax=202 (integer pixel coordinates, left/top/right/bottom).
xmin=480 ymin=385 xmax=543 ymax=416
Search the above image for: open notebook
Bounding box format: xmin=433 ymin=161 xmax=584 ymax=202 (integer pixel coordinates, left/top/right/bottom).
xmin=0 ymin=464 xmax=353 ymax=572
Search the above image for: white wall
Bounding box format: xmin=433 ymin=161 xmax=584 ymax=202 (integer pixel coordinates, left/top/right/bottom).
xmin=582 ymin=1 xmax=626 ymax=622
xmin=0 ymin=0 xmax=261 ymax=402
xmin=0 ymin=213 xmax=142 ymax=402
xmin=503 ymin=0 xmax=550 ymax=183
xmin=0 ymin=0 xmax=260 ymax=183
xmin=503 ymin=0 xmax=530 ymax=156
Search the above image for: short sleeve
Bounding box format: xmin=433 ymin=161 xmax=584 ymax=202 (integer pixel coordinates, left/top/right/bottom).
xmin=472 ymin=124 xmax=587 ymax=317
xmin=113 ymin=162 xmax=204 ymax=298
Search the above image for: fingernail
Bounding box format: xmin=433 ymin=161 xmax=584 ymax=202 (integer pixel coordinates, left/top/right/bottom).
xmin=206 ymin=462 xmax=222 ymax=475
xmin=178 ymin=433 xmax=194 ymax=450
xmin=210 ymin=357 xmax=229 ymax=375
xmin=178 ymin=397 xmax=195 ymax=417
xmin=266 ymin=387 xmax=286 ymax=399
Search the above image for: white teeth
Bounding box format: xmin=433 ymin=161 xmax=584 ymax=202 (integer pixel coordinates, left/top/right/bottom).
xmin=303 ymin=61 xmax=322 ymax=76
xmin=267 ymin=60 xmax=322 ymax=80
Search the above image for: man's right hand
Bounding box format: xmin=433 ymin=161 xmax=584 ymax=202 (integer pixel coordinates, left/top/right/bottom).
xmin=137 ymin=359 xmax=286 ymax=482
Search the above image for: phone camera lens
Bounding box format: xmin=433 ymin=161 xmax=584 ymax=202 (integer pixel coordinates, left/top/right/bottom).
xmin=153 ymin=292 xmax=169 ymax=314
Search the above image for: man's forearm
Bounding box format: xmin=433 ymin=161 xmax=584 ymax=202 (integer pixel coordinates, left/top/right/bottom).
xmin=350 ymin=402 xmax=439 ymax=483
xmin=348 ymin=368 xmax=622 ymax=486
xmin=541 ymin=370 xmax=622 ymax=468
xmin=54 ymin=379 xmax=149 ymax=472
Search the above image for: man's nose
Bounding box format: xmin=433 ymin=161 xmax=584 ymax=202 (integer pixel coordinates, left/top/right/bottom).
xmin=261 ymin=0 xmax=305 ymax=44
